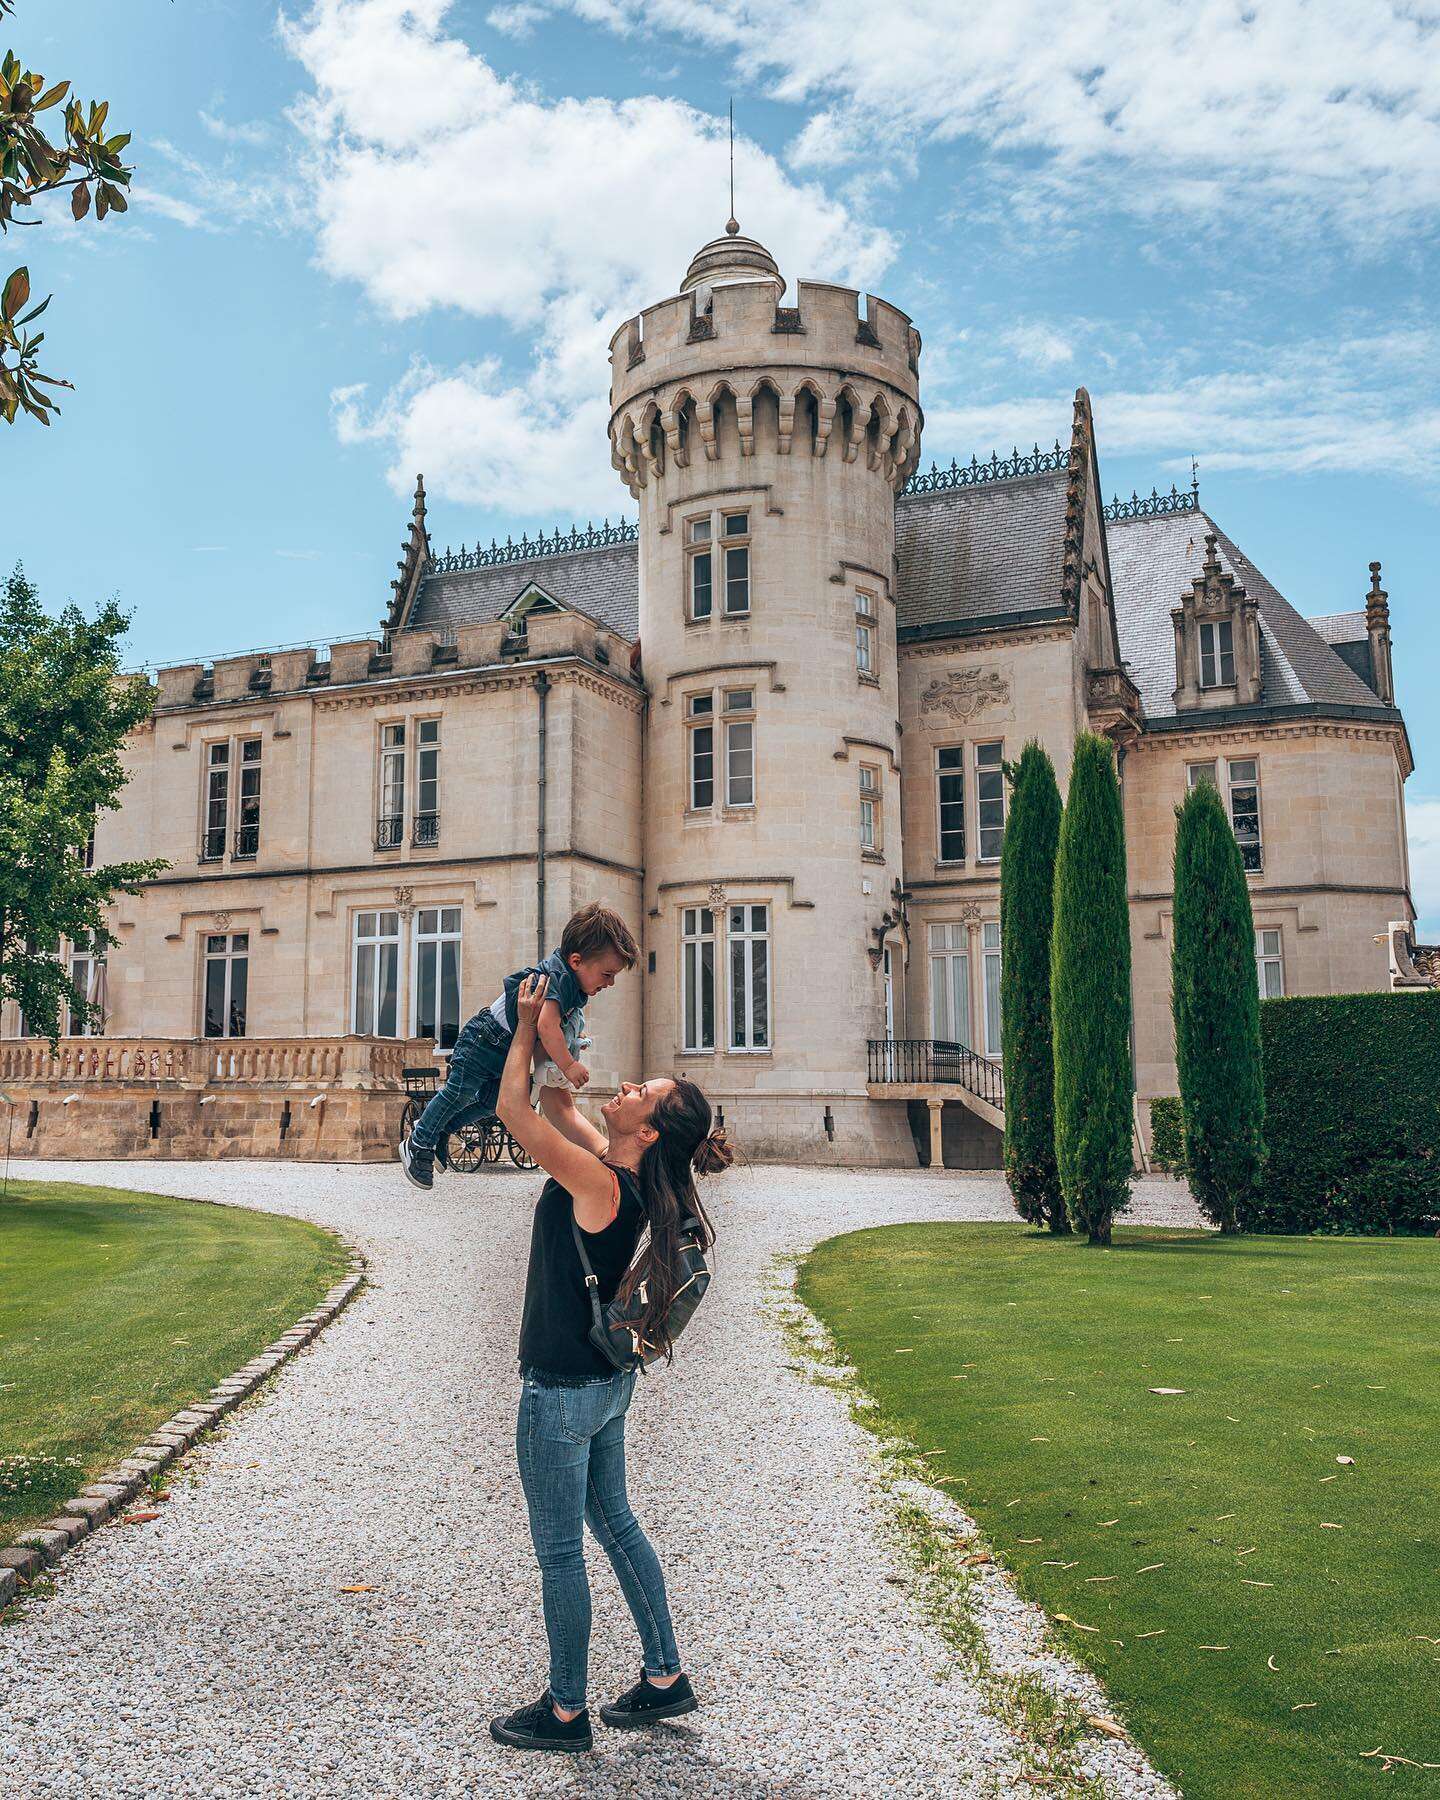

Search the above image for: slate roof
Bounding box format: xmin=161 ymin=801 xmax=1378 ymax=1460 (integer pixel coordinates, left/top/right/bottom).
xmin=893 ymin=470 xmax=1070 ymax=631
xmin=1106 ymin=510 xmax=1391 ymax=724
xmin=1309 ymin=610 xmax=1366 ymax=646
xmin=409 ymin=541 xmax=639 ymax=642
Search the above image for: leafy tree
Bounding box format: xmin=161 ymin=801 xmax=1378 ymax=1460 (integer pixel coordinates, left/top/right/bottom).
xmin=1171 ymin=777 xmax=1266 ymax=1232
xmin=1051 ymin=732 xmax=1134 ymax=1244
xmin=1 ymin=10 xmax=132 ymax=424
xmin=1000 ymin=741 xmax=1067 ymax=1230
xmin=0 ymin=565 xmax=163 ymax=1041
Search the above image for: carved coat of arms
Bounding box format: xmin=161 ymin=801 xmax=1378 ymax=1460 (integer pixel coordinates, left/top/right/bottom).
xmin=920 ymin=668 xmax=1011 ymax=723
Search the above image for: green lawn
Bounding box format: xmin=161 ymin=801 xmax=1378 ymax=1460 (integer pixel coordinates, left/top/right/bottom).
xmin=799 ymin=1223 xmax=1440 ymax=1799
xmin=0 ymin=1180 xmax=349 ymax=1545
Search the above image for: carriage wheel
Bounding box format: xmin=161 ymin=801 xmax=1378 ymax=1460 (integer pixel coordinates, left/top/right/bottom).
xmin=508 ymin=1130 xmax=537 ymax=1170
xmin=480 ymin=1117 xmax=506 ymax=1163
xmin=399 ymin=1096 xmax=421 ymax=1149
xmin=449 ymin=1119 xmax=490 ymax=1174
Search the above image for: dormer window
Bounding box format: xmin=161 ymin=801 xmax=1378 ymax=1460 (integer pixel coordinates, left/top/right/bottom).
xmin=1172 ymin=533 xmax=1261 ymax=711
xmin=1199 ymin=619 xmax=1235 ymax=689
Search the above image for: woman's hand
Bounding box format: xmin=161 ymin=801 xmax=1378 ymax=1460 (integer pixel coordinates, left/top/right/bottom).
xmin=514 ymin=971 xmax=549 ymax=1029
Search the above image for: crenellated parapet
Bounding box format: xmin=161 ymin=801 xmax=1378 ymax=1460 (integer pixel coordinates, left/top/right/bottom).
xmin=608 ymin=276 xmax=923 ymax=497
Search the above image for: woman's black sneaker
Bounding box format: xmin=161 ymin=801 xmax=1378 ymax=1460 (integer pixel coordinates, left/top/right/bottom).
xmin=489 ymin=1690 xmax=592 ymax=1753
xmin=600 ymin=1670 xmax=697 ymax=1729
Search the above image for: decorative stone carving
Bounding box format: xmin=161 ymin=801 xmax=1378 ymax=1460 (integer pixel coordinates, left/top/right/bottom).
xmin=707 ymin=883 xmax=727 ymax=912
xmin=393 ymin=885 xmax=415 ymax=920
xmin=960 ymin=902 xmax=983 ymax=922
xmin=919 ymin=669 xmax=1011 ymax=723
xmin=212 ymin=912 xmax=231 ymax=931
xmin=1171 ymin=533 xmax=1262 ymax=710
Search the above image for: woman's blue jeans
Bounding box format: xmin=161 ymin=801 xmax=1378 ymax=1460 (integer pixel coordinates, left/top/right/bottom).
xmin=516 ymin=1367 xmax=682 ymax=1712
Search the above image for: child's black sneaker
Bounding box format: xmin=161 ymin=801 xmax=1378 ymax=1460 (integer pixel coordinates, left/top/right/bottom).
xmin=489 ymin=1690 xmax=592 ymax=1753
xmin=399 ymin=1136 xmax=433 ymax=1191
xmin=433 ymin=1132 xmax=450 ymax=1173
xmin=599 ymin=1670 xmax=697 ymax=1729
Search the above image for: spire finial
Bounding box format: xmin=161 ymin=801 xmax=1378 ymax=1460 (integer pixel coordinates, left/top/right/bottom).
xmin=726 ymin=97 xmax=738 ymax=234
xmin=1190 ymin=453 xmax=1199 ymax=499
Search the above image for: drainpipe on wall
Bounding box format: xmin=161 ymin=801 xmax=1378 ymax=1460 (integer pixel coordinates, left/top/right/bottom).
xmin=535 ymin=670 xmax=550 ymax=963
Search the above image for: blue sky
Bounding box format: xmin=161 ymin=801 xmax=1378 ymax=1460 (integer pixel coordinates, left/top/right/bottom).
xmin=11 ymin=0 xmax=1439 ymax=927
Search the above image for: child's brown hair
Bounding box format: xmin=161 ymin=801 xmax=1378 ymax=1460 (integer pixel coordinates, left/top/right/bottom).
xmin=560 ymin=902 xmax=639 ymax=970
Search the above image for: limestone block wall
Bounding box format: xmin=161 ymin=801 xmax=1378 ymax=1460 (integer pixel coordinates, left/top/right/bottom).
xmin=1124 ymin=721 xmax=1412 ymax=1108
xmin=32 ymin=645 xmax=646 ymax=1099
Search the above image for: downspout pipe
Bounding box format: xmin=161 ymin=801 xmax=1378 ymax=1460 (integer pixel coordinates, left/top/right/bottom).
xmin=535 ymin=670 xmax=550 ymax=963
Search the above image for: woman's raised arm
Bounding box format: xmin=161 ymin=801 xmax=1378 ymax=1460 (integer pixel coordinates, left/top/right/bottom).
xmin=496 ymin=973 xmax=618 ymax=1228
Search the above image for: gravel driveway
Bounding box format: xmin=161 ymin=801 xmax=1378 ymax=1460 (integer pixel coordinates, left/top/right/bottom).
xmin=2 ymin=1160 xmax=1200 ymax=1798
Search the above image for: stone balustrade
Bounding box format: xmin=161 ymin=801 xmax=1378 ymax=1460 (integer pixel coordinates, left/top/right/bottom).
xmin=0 ymin=1035 xmax=427 ymax=1092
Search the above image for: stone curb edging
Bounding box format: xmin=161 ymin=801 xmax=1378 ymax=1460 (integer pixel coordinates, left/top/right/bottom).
xmin=0 ymin=1239 xmax=367 ymax=1613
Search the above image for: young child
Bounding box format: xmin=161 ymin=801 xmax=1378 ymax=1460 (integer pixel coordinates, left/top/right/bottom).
xmin=400 ymin=902 xmax=639 ymax=1190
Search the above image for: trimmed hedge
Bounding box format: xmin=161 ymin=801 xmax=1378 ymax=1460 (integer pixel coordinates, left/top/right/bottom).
xmin=1149 ymin=1095 xmax=1186 ymax=1177
xmin=1241 ymin=992 xmax=1440 ymax=1234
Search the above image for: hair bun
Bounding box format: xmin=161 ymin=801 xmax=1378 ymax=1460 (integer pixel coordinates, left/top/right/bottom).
xmin=692 ymin=1124 xmax=733 ymax=1176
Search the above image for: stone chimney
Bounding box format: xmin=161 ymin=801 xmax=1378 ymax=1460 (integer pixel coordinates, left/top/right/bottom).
xmin=1366 ymin=561 xmax=1394 ymax=704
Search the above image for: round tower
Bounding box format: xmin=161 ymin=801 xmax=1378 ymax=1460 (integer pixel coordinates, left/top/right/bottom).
xmin=609 ymin=224 xmax=923 ymax=1163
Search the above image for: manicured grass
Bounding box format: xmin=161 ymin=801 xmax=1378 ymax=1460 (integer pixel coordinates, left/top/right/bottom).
xmin=799 ymin=1223 xmax=1440 ymax=1799
xmin=0 ymin=1181 xmax=348 ymax=1545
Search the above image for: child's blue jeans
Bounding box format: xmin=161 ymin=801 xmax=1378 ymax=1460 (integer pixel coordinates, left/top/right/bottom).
xmin=408 ymin=1010 xmax=508 ymax=1153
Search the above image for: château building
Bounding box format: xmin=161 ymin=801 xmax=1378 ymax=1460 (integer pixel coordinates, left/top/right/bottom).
xmin=4 ymin=225 xmax=1417 ymax=1165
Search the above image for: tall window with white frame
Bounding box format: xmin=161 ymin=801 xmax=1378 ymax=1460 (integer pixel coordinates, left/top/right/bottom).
xmin=1187 ymin=758 xmax=1263 ymax=872
xmin=975 ymin=742 xmax=1006 ymax=860
xmin=687 ymin=693 xmax=715 ymax=810
xmin=412 ymin=905 xmax=461 ymax=1047
xmin=1199 ymin=619 xmax=1236 ymax=688
xmin=936 ymin=746 xmax=966 ymax=863
xmin=855 ymin=590 xmax=876 ymax=678
xmin=352 ymin=910 xmax=400 ymax=1037
xmin=1255 ymin=927 xmax=1284 ymax=997
xmin=982 ymin=921 xmax=1002 ymax=1057
xmin=377 ymin=725 xmax=405 ymax=849
xmin=64 ymin=933 xmax=106 ymax=1036
xmin=203 ymin=931 xmax=248 ymax=1039
xmin=928 ymin=921 xmax=970 ymax=1047
xmin=202 ymin=741 xmax=229 ymax=862
xmin=728 ymin=903 xmax=771 ymax=1052
xmin=681 ymin=906 xmax=715 ymax=1053
xmin=414 ymin=719 xmax=440 ymax=846
xmin=687 ymin=517 xmax=712 ymax=621
xmin=234 ymin=738 xmax=261 ymax=860
xmin=859 ymin=764 xmax=881 ymax=853
xmin=722 ymin=511 xmax=750 ymax=616
xmin=724 ymin=689 xmax=755 ymax=807
xmin=1226 ymin=759 xmax=1263 ymax=871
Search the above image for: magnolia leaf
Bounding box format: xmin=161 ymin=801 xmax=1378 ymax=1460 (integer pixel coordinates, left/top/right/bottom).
xmin=34 ymin=79 xmax=69 ymax=111
xmin=71 ymin=181 xmax=90 ymax=220
xmin=1 ymin=265 xmax=29 ymax=319
xmin=123 ymin=1510 xmax=161 ymax=1524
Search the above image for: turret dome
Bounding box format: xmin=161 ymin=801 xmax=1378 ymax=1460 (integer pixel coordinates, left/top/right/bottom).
xmin=680 ymin=219 xmax=785 ymax=299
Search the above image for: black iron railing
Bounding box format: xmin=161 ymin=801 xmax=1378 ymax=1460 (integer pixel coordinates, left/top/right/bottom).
xmin=200 ymin=828 xmax=226 ymax=863
xmin=412 ymin=811 xmax=439 ymax=847
xmin=868 ymin=1039 xmax=1005 ymax=1109
xmin=233 ymin=823 xmax=259 ymax=860
xmin=376 ymin=814 xmax=404 ymax=850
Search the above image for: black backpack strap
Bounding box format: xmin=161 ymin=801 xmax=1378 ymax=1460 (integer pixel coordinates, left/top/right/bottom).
xmin=569 ymin=1215 xmax=608 ymax=1342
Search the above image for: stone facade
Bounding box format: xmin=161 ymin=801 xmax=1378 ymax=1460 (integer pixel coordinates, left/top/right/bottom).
xmin=4 ymin=229 xmax=1416 ymax=1165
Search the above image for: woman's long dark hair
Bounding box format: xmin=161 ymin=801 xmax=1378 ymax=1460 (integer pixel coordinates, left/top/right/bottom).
xmin=619 ymin=1077 xmax=730 ymax=1360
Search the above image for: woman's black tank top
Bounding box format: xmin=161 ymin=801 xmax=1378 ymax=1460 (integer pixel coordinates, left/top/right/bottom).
xmin=518 ymin=1166 xmax=644 ymax=1382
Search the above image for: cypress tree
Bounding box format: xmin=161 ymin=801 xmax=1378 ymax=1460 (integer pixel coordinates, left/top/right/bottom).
xmin=1171 ymin=778 xmax=1266 ymax=1232
xmin=1051 ymin=732 xmax=1134 ymax=1244
xmin=1000 ymin=741 xmax=1067 ymax=1230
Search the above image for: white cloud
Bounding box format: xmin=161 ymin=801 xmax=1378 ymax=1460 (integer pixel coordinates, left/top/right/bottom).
xmin=1408 ymin=796 xmax=1440 ymax=940
xmin=199 ymin=108 xmax=274 ymax=147
xmin=555 ymin=0 xmax=1440 ymax=240
xmin=1003 ymin=323 xmax=1074 ymax=370
xmin=920 ymin=326 xmax=1440 ymax=487
xmin=139 ymin=139 xmax=299 ymax=232
xmin=486 ymin=2 xmax=545 ymax=34
xmin=282 ymin=0 xmax=893 ymax=513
